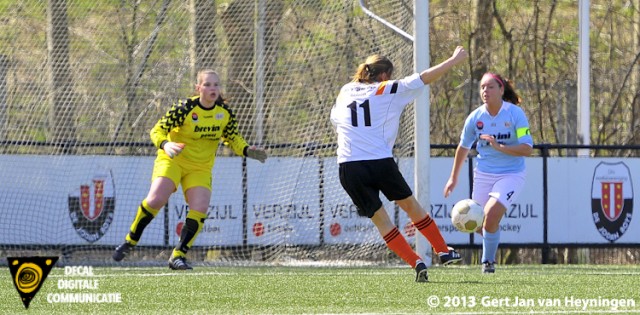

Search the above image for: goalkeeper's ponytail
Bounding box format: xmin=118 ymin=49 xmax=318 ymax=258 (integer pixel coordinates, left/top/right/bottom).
xmin=352 ymin=55 xmax=394 ymax=83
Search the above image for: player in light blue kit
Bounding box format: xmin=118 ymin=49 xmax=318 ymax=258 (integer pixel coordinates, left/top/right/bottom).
xmin=443 ymin=72 xmax=533 ymax=274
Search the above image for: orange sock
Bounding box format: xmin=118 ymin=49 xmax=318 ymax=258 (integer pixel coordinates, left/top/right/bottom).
xmin=414 ymin=215 xmax=449 ymax=254
xmin=383 ymin=227 xmax=421 ymax=268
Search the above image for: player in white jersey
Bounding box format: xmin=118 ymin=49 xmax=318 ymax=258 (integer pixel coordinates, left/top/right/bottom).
xmin=443 ymin=72 xmax=533 ymax=274
xmin=331 ymin=46 xmax=468 ymax=282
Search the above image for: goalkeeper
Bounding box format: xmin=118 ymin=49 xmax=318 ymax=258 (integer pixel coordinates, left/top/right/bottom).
xmin=113 ymin=69 xmax=267 ymax=270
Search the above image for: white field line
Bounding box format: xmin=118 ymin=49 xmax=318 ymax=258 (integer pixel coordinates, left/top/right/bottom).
xmin=45 ymin=266 xmax=640 ymax=278
xmin=430 ymin=311 xmax=640 ymax=315
xmin=47 ymin=269 xmax=409 ymax=278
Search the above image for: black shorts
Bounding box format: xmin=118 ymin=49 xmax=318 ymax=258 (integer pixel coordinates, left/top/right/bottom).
xmin=338 ymin=158 xmax=413 ymax=218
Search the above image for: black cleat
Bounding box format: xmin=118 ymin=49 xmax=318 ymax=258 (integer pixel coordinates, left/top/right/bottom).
xmin=482 ymin=261 xmax=495 ymax=274
xmin=169 ymin=256 xmax=193 ymax=270
xmin=112 ymin=242 xmax=134 ymax=262
xmin=415 ymin=262 xmax=428 ymax=282
xmin=439 ymin=247 xmax=462 ymax=266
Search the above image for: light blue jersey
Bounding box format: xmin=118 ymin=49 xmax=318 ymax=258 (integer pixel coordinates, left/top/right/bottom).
xmin=460 ymin=101 xmax=533 ymax=174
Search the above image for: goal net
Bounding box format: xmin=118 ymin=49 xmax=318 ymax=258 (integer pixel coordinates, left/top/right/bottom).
xmin=0 ymin=0 xmax=444 ymax=267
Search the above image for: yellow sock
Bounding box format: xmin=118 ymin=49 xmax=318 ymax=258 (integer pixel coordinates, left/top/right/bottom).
xmin=172 ymin=210 xmax=206 ymax=258
xmin=125 ymin=199 xmax=160 ymax=245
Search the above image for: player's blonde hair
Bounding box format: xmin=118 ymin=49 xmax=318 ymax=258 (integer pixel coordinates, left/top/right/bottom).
xmin=196 ymin=69 xmax=220 ymax=84
xmin=351 ymin=55 xmax=393 ymax=83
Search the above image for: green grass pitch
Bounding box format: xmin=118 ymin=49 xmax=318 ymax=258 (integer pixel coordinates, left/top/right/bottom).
xmin=2 ymin=264 xmax=640 ymax=314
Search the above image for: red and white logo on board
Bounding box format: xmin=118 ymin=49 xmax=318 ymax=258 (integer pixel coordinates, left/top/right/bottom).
xmin=69 ymin=170 xmax=115 ymax=243
xmin=591 ymin=162 xmax=633 ymax=242
xmin=80 ymin=179 xmax=105 ymax=221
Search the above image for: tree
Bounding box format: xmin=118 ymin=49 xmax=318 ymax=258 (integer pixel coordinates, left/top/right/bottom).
xmin=111 ymin=0 xmax=171 ymax=148
xmin=221 ymin=0 xmax=283 ymax=143
xmin=47 ymin=0 xmax=77 ymax=153
xmin=191 ymin=0 xmax=217 ymax=78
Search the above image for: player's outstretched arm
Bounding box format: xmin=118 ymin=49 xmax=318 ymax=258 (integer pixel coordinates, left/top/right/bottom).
xmin=419 ymin=46 xmax=468 ymax=85
xmin=444 ymin=145 xmax=470 ymax=198
xmin=246 ymin=145 xmax=268 ymax=163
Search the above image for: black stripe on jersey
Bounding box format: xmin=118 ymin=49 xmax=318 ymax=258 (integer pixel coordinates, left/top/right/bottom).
xmin=218 ymin=102 xmax=241 ymax=139
xmin=159 ymin=98 xmax=198 ymax=131
xmin=390 ymin=82 xmax=398 ymax=94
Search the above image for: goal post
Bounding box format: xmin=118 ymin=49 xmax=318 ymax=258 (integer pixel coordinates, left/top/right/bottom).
xmin=412 ymin=0 xmax=433 ymax=266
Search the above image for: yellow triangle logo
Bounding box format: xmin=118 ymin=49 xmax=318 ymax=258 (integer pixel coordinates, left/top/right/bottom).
xmin=7 ymin=256 xmax=58 ymax=309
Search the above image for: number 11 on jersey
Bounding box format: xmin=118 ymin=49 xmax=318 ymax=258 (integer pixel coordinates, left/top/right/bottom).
xmin=348 ymin=100 xmax=371 ymax=127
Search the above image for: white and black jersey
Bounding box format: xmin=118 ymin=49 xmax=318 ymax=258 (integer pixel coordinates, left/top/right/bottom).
xmin=330 ymin=73 xmax=425 ymax=163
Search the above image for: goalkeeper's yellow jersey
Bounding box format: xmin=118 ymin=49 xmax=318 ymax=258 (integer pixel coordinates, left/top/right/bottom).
xmin=150 ymin=96 xmax=248 ymax=169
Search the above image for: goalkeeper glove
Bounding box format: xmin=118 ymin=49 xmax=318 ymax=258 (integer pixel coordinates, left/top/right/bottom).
xmin=246 ymin=146 xmax=267 ymax=163
xmin=161 ymin=141 xmax=185 ymax=158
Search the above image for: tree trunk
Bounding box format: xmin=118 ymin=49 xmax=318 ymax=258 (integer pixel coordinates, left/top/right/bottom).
xmin=191 ymin=0 xmax=217 ymax=78
xmin=468 ymin=0 xmax=494 ymax=111
xmin=0 ymin=55 xmax=7 ymax=144
xmin=471 ymin=0 xmax=493 ymax=79
xmin=256 ymin=1 xmax=283 ymax=144
xmin=112 ymin=0 xmax=170 ymax=148
xmin=47 ymin=0 xmax=77 ymax=153
xmin=221 ymin=1 xmax=255 ymax=141
xmin=633 ymin=1 xmax=640 ymax=144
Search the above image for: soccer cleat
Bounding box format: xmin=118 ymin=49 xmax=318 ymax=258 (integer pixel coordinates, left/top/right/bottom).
xmin=168 ymin=256 xmax=193 ymax=270
xmin=112 ymin=242 xmax=134 ymax=262
xmin=414 ymin=262 xmax=428 ymax=282
xmin=438 ymin=247 xmax=462 ymax=266
xmin=482 ymin=261 xmax=495 ymax=274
